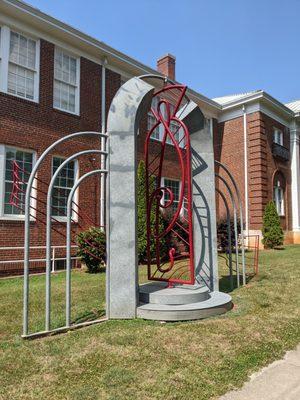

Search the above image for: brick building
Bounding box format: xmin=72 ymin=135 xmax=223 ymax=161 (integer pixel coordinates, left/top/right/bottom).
xmin=0 ymin=0 xmax=299 ymax=275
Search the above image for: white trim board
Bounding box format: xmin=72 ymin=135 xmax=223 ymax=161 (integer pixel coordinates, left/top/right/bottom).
xmin=219 ymin=101 xmax=292 ymax=127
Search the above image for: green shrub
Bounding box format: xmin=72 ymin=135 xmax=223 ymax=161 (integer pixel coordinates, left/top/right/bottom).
xmin=77 ymin=227 xmax=106 ymax=273
xmin=137 ymin=160 xmax=166 ymax=263
xmin=262 ymin=201 xmax=284 ymax=249
xmin=217 ymin=217 xmax=241 ymax=252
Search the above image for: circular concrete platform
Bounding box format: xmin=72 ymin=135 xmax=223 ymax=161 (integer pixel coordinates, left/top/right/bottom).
xmin=139 ymin=282 xmax=210 ymax=305
xmin=137 ymin=283 xmax=232 ymax=321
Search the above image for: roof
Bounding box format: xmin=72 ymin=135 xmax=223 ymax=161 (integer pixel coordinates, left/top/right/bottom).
xmin=0 ymin=0 xmax=220 ymax=114
xmin=285 ymin=100 xmax=300 ymax=114
xmin=213 ymin=90 xmax=262 ymax=105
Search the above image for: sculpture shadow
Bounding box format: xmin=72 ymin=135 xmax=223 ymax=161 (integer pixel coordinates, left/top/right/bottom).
xmin=191 ymin=148 xmax=214 ymax=291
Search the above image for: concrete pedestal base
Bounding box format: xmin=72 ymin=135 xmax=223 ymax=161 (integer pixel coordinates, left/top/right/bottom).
xmin=137 ymin=282 xmax=232 ymax=321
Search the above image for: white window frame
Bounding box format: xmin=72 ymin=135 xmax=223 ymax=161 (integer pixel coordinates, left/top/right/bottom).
xmin=273 ymin=180 xmax=285 ymax=217
xmin=0 ymin=144 xmax=37 ymax=220
xmin=51 ymin=155 xmax=79 ymax=222
xmin=273 ymin=127 xmax=283 ymax=146
xmin=0 ymin=26 xmax=40 ymax=102
xmin=148 ymin=100 xmax=185 ymax=148
xmin=161 ymin=177 xmax=184 ymax=216
xmin=53 ymin=47 xmax=80 ymax=115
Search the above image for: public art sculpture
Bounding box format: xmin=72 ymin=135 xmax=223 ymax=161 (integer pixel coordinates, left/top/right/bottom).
xmin=107 ymin=75 xmax=232 ymax=321
xmin=20 ymin=74 xmax=235 ymax=338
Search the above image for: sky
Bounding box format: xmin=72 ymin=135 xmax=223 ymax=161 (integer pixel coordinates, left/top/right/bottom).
xmin=26 ymin=0 xmax=300 ymax=104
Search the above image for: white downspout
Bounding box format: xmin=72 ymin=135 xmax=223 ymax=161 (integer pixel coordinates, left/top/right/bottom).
xmin=100 ymin=57 xmax=107 ymax=229
xmin=243 ymin=105 xmax=249 ymax=236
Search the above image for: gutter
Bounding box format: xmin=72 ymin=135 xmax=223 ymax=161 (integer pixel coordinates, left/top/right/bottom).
xmin=220 ymin=91 xmax=295 ymax=118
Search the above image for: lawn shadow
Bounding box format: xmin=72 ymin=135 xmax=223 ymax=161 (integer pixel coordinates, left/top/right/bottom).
xmin=219 ymin=273 xmax=256 ymax=293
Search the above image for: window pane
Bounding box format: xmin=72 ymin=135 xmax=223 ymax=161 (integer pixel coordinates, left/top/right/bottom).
xmin=9 ymin=31 xmax=36 ymax=69
xmin=53 ymin=49 xmax=78 ymax=113
xmin=163 ymin=179 xmax=180 ymax=211
xmin=4 ymin=148 xmax=33 ymax=216
xmin=8 ymin=64 xmax=34 ymax=99
xmin=52 ymin=157 xmax=76 ymax=217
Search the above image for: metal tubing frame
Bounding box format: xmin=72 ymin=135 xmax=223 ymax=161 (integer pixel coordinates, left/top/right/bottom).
xmin=45 ymin=149 xmax=107 ymax=331
xmin=66 ymin=169 xmax=107 ymax=327
xmin=23 ymin=131 xmax=107 ymax=337
xmin=215 ymin=174 xmax=240 ymax=288
xmin=100 ymin=60 xmax=107 ymax=230
xmin=215 ymin=161 xmax=246 ymax=285
xmin=216 ymin=188 xmax=233 ymax=290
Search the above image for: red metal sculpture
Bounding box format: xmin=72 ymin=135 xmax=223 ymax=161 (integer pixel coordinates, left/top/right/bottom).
xmin=145 ymin=84 xmax=195 ymax=285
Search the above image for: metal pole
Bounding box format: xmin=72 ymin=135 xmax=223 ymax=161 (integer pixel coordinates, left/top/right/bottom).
xmin=66 ymin=169 xmax=108 ymax=327
xmin=100 ymin=58 xmax=107 ymax=229
xmin=51 ymin=247 xmax=55 ymax=273
xmin=215 ymin=174 xmax=240 ymax=288
xmin=215 ymin=161 xmax=246 ymax=285
xmin=216 ymin=188 xmax=233 ymax=290
xmin=45 ymin=149 xmax=106 ymax=331
xmin=105 ymin=133 xmax=111 ymax=319
xmin=23 ymin=131 xmax=106 ymax=336
xmin=243 ymin=105 xmax=249 ymax=237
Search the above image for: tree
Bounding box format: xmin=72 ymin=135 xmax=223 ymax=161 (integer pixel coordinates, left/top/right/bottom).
xmin=262 ymin=201 xmax=284 ymax=249
xmin=137 ymin=160 xmax=166 ymax=262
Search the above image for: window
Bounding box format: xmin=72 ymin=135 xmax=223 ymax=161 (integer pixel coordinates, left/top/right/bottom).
xmin=148 ymin=100 xmax=185 ymax=146
xmin=166 ymin=104 xmax=183 ymax=146
xmin=162 ymin=178 xmax=181 ymax=212
xmin=273 ymin=128 xmax=283 ymax=146
xmin=148 ymin=97 xmax=160 ymax=140
xmin=273 ymin=178 xmax=284 ymax=216
xmin=54 ymin=48 xmax=79 ymax=114
xmin=0 ymin=27 xmax=39 ymax=101
xmin=8 ymin=31 xmax=37 ymax=100
xmin=52 ymin=157 xmax=76 ymax=217
xmin=0 ymin=146 xmax=34 ymax=217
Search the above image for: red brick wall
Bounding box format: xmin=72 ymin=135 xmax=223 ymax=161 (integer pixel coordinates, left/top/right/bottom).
xmin=215 ymin=115 xmax=245 ymax=222
xmin=249 ymin=113 xmax=292 ymax=230
xmin=215 ymin=111 xmax=291 ymax=232
xmin=0 ymin=39 xmax=121 ymax=275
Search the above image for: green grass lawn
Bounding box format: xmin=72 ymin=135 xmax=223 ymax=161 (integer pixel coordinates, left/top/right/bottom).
xmin=0 ymin=246 xmax=300 ymax=400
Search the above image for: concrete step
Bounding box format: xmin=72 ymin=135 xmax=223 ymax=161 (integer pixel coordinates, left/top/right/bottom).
xmin=137 ymin=291 xmax=232 ymax=321
xmin=139 ymin=282 xmax=210 ymax=305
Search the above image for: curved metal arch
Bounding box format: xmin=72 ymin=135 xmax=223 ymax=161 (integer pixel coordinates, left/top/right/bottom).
xmin=215 ymin=188 xmax=233 ymax=290
xmin=215 ymin=160 xmax=246 ymax=285
xmin=23 ymin=131 xmax=106 ymax=336
xmin=215 ymin=173 xmax=240 ymax=288
xmin=45 ymin=149 xmax=107 ymax=331
xmin=66 ymin=169 xmax=108 ymax=327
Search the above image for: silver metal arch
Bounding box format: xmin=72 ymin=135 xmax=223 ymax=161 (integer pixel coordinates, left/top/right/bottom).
xmin=45 ymin=149 xmax=107 ymax=331
xmin=215 ymin=160 xmax=246 ymax=285
xmin=216 ymin=188 xmax=233 ymax=289
xmin=215 ymin=173 xmax=240 ymax=288
xmin=66 ymin=169 xmax=107 ymax=327
xmin=23 ymin=131 xmax=107 ymax=337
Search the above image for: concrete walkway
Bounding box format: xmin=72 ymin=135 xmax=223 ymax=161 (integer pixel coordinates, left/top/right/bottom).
xmin=220 ymin=345 xmax=300 ymax=400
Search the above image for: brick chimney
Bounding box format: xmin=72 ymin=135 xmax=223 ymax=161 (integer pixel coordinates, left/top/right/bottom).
xmin=157 ymin=54 xmax=176 ymax=81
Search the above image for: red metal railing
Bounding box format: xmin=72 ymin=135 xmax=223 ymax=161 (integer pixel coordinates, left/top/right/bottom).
xmin=243 ymin=234 xmax=260 ymax=276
